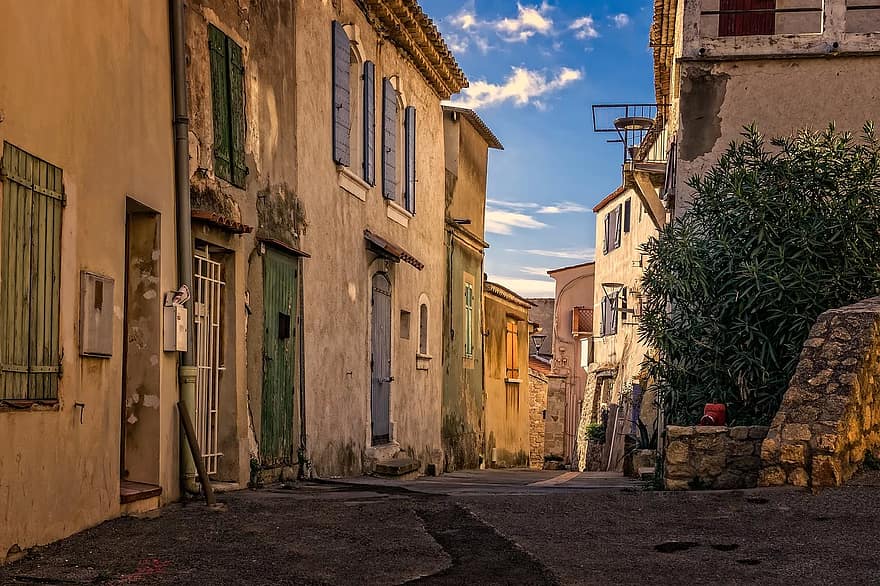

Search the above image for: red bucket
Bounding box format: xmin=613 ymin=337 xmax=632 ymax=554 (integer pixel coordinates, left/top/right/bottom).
xmin=699 ymin=403 xmax=726 ymax=426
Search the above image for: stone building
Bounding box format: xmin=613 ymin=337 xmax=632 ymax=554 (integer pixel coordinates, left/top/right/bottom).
xmin=653 ymin=0 xmax=880 ymax=218
xmin=0 ymin=2 xmax=181 ymax=563
xmin=441 ymin=106 xmax=502 ymax=472
xmin=546 ymin=262 xmax=595 ymax=467
xmin=483 ymin=281 xmax=533 ymax=468
xmin=527 ymin=358 xmax=550 ymax=469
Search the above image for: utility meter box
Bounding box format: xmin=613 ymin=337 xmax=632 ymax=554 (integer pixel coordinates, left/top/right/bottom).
xmin=80 ymin=271 xmax=115 ymax=358
xmin=164 ymin=305 xmax=188 ymax=352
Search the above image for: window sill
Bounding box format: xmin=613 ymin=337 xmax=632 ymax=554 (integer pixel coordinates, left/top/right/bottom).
xmin=416 ymin=353 xmax=432 ymax=371
xmin=505 ymin=378 xmax=522 ymax=385
xmin=0 ymin=400 xmax=60 ymax=413
xmin=386 ymin=200 xmax=413 ymax=227
xmin=337 ymin=164 xmax=371 ymax=202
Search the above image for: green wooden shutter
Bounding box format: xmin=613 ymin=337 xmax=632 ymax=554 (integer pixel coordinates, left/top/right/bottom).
xmin=1 ymin=142 xmax=63 ymax=401
xmin=209 ymin=25 xmax=232 ymax=183
xmin=229 ymin=40 xmax=247 ymax=187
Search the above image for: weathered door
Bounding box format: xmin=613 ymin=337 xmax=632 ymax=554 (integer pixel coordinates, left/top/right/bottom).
xmin=261 ymin=247 xmax=298 ymax=466
xmin=370 ymin=273 xmax=392 ymax=444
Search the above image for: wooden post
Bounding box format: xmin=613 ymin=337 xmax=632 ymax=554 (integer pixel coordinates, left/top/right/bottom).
xmin=177 ymin=401 xmax=217 ymax=506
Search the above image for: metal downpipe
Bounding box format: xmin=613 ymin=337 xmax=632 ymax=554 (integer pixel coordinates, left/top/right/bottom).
xmin=170 ymin=0 xmax=199 ymax=495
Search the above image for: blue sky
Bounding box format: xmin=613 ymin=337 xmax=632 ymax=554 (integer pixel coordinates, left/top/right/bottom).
xmin=420 ymin=1 xmax=656 ymax=297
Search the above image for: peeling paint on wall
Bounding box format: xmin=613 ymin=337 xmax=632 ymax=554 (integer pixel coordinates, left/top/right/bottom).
xmin=679 ymin=67 xmax=729 ymax=162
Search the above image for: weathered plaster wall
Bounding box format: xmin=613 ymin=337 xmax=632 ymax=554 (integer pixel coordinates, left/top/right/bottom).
xmin=760 ymin=297 xmax=880 ymax=489
xmin=665 ymin=426 xmax=769 ymax=490
xmin=295 ymin=0 xmax=447 ymax=476
xmin=0 ymin=2 xmax=178 ymax=562
xmin=528 ymin=369 xmax=548 ymax=469
xmin=484 ymin=291 xmax=530 ymax=468
xmin=590 ymin=187 xmax=658 ymax=470
xmin=185 ymin=0 xmax=300 ymax=484
xmin=673 ymin=56 xmax=880 ymax=216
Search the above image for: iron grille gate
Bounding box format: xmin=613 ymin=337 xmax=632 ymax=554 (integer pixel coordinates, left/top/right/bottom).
xmin=194 ymin=245 xmax=225 ymax=475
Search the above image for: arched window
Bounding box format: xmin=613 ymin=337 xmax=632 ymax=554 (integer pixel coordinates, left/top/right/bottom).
xmin=418 ymin=303 xmax=428 ymax=355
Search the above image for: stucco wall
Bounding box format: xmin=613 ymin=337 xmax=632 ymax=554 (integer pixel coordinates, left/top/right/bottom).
xmin=295 ymin=0 xmax=447 ymax=476
xmin=0 ymin=2 xmax=178 ymax=561
xmin=484 ymin=291 xmax=530 ymax=468
xmin=548 ymin=263 xmax=594 ymax=464
xmin=673 ymin=56 xmax=880 ymax=216
xmin=760 ymin=297 xmax=880 ymax=489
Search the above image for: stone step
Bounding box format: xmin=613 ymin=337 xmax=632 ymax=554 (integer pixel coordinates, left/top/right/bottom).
xmin=374 ymin=457 xmax=421 ymax=478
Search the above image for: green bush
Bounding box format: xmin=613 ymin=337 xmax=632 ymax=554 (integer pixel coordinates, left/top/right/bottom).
xmin=585 ymin=423 xmax=607 ymax=443
xmin=641 ymin=124 xmax=880 ymax=425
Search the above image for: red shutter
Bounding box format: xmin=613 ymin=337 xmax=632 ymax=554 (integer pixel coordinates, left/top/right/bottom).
xmin=719 ymin=0 xmax=776 ymax=37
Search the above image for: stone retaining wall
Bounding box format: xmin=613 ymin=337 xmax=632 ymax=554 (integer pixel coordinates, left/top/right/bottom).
xmin=528 ymin=370 xmax=549 ymax=469
xmin=760 ymin=297 xmax=880 ymax=488
xmin=665 ymin=426 xmax=769 ymax=490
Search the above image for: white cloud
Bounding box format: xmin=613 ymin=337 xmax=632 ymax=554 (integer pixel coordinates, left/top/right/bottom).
xmin=495 ymin=2 xmax=555 ymax=42
xmin=570 ymin=16 xmax=599 ymax=40
xmin=445 ymin=32 xmax=469 ymax=54
xmin=487 ymin=199 xmax=540 ymax=210
xmin=537 ymin=202 xmax=590 ymax=214
xmin=521 ymin=266 xmax=553 ymax=276
xmin=485 ymin=210 xmax=548 ymax=235
xmin=447 ymin=66 xmax=583 ymax=110
xmin=507 ymin=248 xmax=596 ymax=260
xmin=450 ymin=9 xmax=478 ymax=30
xmin=611 ymin=13 xmax=631 ymax=28
xmin=489 ymin=276 xmax=556 ymax=298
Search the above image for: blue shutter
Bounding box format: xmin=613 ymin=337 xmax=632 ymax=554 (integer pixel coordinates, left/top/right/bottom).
xmin=599 ymin=297 xmax=606 ymax=336
xmin=404 ymin=106 xmax=416 ymax=213
xmin=603 ymin=213 xmax=610 ymax=255
xmin=382 ymin=78 xmax=398 ymax=200
xmin=614 ymin=204 xmax=623 ymax=249
xmin=332 ymin=21 xmax=351 ymax=166
xmin=363 ymin=61 xmax=376 ymax=185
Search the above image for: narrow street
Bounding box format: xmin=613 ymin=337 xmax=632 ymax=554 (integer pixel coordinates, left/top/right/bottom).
xmin=3 ymin=469 xmax=880 ymax=585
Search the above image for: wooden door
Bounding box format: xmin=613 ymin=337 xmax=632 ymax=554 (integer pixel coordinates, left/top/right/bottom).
xmin=370 ymin=273 xmax=392 ymax=445
xmin=261 ymin=248 xmax=298 ymax=466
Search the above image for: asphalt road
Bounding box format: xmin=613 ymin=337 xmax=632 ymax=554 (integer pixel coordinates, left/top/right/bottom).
xmin=2 ymin=470 xmax=879 ymax=585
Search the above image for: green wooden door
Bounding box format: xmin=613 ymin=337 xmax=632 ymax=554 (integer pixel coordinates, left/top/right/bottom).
xmin=261 ymin=248 xmax=298 ymax=467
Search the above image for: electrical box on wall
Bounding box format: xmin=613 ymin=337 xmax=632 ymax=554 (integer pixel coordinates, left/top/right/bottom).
xmin=80 ymin=272 xmax=115 ymax=358
xmin=163 ymin=305 xmax=188 ymax=352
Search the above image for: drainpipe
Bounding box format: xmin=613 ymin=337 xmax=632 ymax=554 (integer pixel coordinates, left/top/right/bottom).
xmin=170 ymin=0 xmax=199 ymax=495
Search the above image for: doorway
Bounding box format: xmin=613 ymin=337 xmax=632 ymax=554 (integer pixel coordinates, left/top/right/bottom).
xmin=261 ymin=247 xmax=298 ymax=467
xmin=370 ymin=272 xmax=392 ymax=445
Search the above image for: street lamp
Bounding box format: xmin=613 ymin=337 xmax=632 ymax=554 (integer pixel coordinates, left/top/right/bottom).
xmin=531 ymin=333 xmax=547 ymax=354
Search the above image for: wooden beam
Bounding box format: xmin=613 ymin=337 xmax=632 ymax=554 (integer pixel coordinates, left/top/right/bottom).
xmin=632 ymin=170 xmax=668 ymax=230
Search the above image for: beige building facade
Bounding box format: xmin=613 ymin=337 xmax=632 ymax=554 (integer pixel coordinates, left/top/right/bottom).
xmin=483 ymin=281 xmax=532 ymax=468
xmin=0 ymin=2 xmax=180 ymax=562
xmin=546 ymin=262 xmax=594 ymax=466
xmin=654 ymin=0 xmax=880 ymax=217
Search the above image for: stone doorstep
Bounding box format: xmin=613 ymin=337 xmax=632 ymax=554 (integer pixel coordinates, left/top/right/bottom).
xmin=374 ymin=457 xmax=421 ymax=477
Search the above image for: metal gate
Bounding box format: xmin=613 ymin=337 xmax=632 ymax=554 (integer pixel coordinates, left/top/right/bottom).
xmin=194 ymin=245 xmax=225 ymax=475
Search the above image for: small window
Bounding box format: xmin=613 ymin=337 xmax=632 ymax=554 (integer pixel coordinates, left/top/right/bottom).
xmin=419 ymin=304 xmax=428 ymax=355
xmin=464 ymin=282 xmax=475 ymax=358
xmin=209 ymin=25 xmax=247 ymax=187
xmin=505 ymin=319 xmax=519 ymax=379
xmin=400 ymin=310 xmax=411 ymax=340
xmin=623 ymin=199 xmax=631 ymax=233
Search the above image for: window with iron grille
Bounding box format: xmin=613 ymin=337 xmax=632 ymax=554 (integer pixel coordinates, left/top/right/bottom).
xmin=464 ymin=281 xmax=474 ymax=358
xmin=209 ymin=25 xmax=247 ymax=188
xmin=571 ymin=306 xmax=593 ymax=336
xmin=505 ymin=319 xmax=519 ymax=379
xmin=0 ymin=142 xmax=64 ymax=402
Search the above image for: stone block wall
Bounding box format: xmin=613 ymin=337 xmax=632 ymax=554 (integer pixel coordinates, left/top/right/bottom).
xmin=760 ymin=297 xmax=880 ymax=489
xmin=544 ymin=376 xmax=566 ymax=459
xmin=665 ymin=426 xmax=769 ymax=490
xmin=528 ymin=370 xmax=549 ymax=469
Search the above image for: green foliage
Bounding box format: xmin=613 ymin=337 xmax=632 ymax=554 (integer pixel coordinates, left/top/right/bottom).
xmin=641 ymin=123 xmax=880 ymax=426
xmin=585 ymin=422 xmax=607 ymax=443
xmin=636 ymin=419 xmax=658 ymax=450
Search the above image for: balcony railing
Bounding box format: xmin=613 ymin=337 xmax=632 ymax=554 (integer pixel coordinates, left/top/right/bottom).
xmin=592 ymin=104 xmax=667 ymax=169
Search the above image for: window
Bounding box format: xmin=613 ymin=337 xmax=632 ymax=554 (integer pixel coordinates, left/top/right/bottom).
xmin=381 ymin=78 xmax=416 ymax=214
xmin=505 ymin=319 xmax=519 ymax=380
xmin=0 ymin=142 xmax=64 ymax=402
xmin=464 ymin=281 xmax=475 ymax=358
xmin=719 ymin=0 xmax=775 ymax=37
xmin=419 ymin=303 xmax=428 ymax=355
xmin=602 ymin=204 xmax=623 ymax=254
xmin=209 ymin=24 xmax=246 ymax=187
xmin=400 ymin=310 xmax=411 ymax=340
xmin=623 ymin=198 xmax=631 ymax=233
